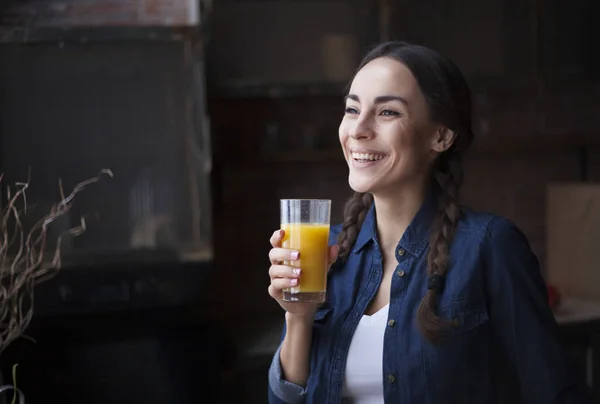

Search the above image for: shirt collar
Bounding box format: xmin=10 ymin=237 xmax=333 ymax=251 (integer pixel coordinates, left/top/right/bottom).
xmin=353 ymin=203 xmax=377 ymax=253
xmin=352 ymin=184 xmax=440 ymax=257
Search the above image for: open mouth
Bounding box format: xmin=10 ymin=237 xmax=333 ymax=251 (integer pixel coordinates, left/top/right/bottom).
xmin=351 ymin=151 xmax=386 ymax=163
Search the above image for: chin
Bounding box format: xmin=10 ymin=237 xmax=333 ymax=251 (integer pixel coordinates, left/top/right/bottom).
xmin=348 ymin=175 xmax=378 ymax=194
xmin=348 ymin=171 xmax=411 ymax=197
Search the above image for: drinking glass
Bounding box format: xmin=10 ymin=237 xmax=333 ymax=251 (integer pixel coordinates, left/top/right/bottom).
xmin=280 ymin=199 xmax=331 ymax=303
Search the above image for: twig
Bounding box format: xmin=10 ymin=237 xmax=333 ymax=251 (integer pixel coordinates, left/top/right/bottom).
xmin=0 ymin=169 xmax=112 ymax=354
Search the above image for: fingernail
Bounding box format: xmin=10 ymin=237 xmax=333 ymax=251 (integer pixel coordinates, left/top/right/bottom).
xmin=290 ymin=251 xmax=299 ymax=260
xmin=292 ymin=268 xmax=301 ymax=276
xmin=290 ymin=278 xmax=298 ymax=286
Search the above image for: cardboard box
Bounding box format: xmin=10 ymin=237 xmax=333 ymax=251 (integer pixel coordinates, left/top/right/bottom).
xmin=547 ymin=183 xmax=600 ymax=303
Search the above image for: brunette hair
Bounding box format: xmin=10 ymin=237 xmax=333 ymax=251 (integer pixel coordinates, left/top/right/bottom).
xmin=337 ymin=41 xmax=474 ymax=342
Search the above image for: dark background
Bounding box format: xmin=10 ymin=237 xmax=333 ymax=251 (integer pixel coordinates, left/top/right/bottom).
xmin=0 ymin=0 xmax=598 ymax=402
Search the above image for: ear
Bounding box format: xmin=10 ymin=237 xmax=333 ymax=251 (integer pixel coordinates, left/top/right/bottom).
xmin=430 ymin=127 xmax=456 ymax=153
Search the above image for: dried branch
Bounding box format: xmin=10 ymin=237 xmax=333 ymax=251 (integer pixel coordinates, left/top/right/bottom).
xmin=0 ymin=169 xmax=113 ymax=355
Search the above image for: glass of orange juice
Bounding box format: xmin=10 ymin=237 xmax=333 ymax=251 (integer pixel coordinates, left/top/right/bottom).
xmin=280 ymin=199 xmax=331 ymax=303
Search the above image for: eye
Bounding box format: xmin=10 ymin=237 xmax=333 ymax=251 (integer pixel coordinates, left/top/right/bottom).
xmin=380 ymin=109 xmax=400 ymax=117
xmin=345 ymin=106 xmax=359 ymax=114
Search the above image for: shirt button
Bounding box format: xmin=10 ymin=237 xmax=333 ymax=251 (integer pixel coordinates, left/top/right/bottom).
xmin=387 ymin=319 xmax=396 ymax=327
xmin=387 ymin=374 xmax=396 ymax=383
xmin=397 ymin=248 xmax=406 ymax=256
xmin=396 ymin=270 xmax=405 ymax=277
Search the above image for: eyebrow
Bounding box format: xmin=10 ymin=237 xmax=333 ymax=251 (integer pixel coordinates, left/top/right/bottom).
xmin=344 ymin=94 xmax=409 ymax=106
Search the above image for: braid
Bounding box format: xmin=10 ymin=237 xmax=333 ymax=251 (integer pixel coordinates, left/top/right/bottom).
xmin=343 ymin=40 xmax=474 ymax=342
xmin=337 ymin=192 xmax=374 ymax=260
xmin=417 ymin=153 xmax=464 ymax=342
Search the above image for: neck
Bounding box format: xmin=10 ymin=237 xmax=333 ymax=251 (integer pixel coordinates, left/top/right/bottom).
xmin=373 ymin=178 xmax=429 ymax=254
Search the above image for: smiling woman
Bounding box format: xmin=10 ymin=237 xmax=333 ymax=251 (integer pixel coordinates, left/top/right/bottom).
xmin=337 ymin=47 xmax=470 ymax=335
xmin=266 ymin=41 xmax=593 ymax=404
xmin=339 ymin=55 xmax=446 ymax=198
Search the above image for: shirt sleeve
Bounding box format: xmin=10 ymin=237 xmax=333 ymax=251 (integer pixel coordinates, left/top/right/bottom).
xmin=268 ymin=343 xmax=308 ymax=404
xmin=484 ymin=217 xmax=594 ymax=404
xmin=268 ymin=224 xmax=341 ymax=403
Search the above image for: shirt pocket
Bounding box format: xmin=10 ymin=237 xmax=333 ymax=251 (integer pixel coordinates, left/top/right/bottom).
xmin=314 ymin=305 xmax=333 ymax=323
xmin=422 ymin=302 xmax=491 ymax=404
xmin=315 ymin=302 xmax=333 ymax=321
xmin=311 ymin=305 xmax=334 ymax=342
xmin=309 ymin=305 xmax=334 ymax=382
xmin=439 ymin=302 xmax=490 ymax=335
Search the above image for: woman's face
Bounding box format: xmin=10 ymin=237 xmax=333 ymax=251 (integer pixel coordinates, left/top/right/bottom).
xmin=339 ymin=56 xmax=446 ymax=196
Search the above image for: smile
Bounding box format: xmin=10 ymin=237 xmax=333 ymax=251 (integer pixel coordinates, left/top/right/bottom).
xmin=351 ymin=152 xmax=385 ymax=162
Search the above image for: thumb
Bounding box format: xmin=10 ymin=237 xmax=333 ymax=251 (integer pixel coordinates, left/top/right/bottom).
xmin=327 ymin=244 xmax=339 ymax=267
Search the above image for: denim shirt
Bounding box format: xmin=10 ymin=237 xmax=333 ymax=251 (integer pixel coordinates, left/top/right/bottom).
xmin=268 ymin=190 xmax=591 ymax=404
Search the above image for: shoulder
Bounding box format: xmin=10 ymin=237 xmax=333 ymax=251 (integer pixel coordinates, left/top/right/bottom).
xmin=456 ymin=207 xmax=531 ymax=252
xmin=329 ymin=223 xmax=343 ymax=246
xmin=458 ymin=207 xmax=542 ymax=296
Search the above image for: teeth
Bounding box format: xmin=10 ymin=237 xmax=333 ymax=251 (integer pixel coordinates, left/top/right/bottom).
xmin=351 ymin=152 xmax=384 ymax=161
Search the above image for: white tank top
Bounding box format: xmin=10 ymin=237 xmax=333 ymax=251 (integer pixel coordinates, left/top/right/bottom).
xmin=341 ymin=304 xmax=389 ymax=404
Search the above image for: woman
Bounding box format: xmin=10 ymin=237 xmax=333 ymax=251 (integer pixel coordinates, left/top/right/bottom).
xmin=266 ymin=41 xmax=592 ymax=404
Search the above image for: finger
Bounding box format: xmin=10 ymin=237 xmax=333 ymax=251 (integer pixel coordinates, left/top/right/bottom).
xmin=269 ymin=265 xmax=301 ymax=280
xmin=269 ymin=277 xmax=299 ymax=296
xmin=270 ymin=229 xmax=284 ymax=248
xmin=327 ymin=244 xmax=339 ymax=267
xmin=269 ymin=247 xmax=300 ymax=264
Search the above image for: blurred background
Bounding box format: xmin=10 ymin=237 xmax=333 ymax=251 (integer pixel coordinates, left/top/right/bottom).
xmin=0 ymin=0 xmax=599 ymax=402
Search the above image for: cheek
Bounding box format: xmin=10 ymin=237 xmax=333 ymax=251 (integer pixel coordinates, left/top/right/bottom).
xmin=386 ymin=124 xmax=416 ymax=153
xmin=388 ymin=126 xmax=429 ymax=168
xmin=403 ymin=131 xmax=435 ymax=170
xmin=338 ymin=121 xmax=349 ymax=143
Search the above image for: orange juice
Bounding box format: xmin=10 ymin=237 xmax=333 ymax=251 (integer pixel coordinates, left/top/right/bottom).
xmin=281 ymin=223 xmax=330 ymax=293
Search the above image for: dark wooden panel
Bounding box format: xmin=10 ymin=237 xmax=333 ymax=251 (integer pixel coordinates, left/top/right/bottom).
xmin=539 ymin=0 xmax=600 ymax=84
xmin=0 ymin=0 xmax=199 ymax=28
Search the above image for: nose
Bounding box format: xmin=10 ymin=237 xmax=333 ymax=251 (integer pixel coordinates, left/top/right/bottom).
xmin=348 ymin=116 xmax=374 ymax=140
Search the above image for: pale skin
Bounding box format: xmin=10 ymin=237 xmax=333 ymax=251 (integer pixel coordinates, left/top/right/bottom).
xmin=268 ymin=56 xmax=456 ymax=386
